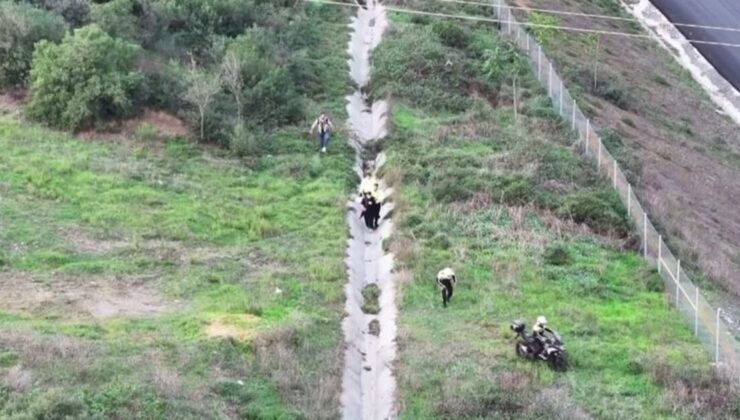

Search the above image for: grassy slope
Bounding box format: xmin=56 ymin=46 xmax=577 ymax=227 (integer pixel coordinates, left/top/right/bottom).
xmin=377 ymin=11 xmax=728 ymax=420
xmin=0 ymin=118 xmax=352 ymax=418
xmin=0 ymin=7 xmax=352 ymax=419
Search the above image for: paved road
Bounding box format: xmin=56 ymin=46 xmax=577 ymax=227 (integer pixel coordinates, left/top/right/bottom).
xmin=651 ymin=0 xmax=740 ymax=91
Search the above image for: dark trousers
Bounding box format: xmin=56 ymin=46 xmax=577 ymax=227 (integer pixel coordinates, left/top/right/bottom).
xmin=439 ymin=278 xmax=453 ymax=306
xmin=319 ymin=131 xmax=330 ymax=148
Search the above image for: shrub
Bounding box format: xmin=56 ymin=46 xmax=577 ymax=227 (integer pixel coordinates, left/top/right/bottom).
xmin=591 ymin=76 xmax=633 ymax=110
xmin=229 ymin=124 xmax=259 ymax=157
xmin=557 ymin=190 xmax=630 ymax=236
xmin=525 ymin=95 xmax=559 ymax=120
xmin=432 ymin=20 xmax=470 ymax=49
xmin=29 ymin=0 xmax=91 ymax=27
xmin=373 ymin=26 xmax=474 ymax=112
xmin=544 ymin=243 xmax=571 ymax=265
xmin=27 ymin=24 xmax=142 ymax=130
xmin=430 ymin=167 xmax=482 ymax=202
xmin=245 ymin=68 xmax=303 ymax=127
xmin=90 ymin=0 xmax=139 ymax=42
xmin=134 ymin=123 xmax=158 ymax=142
xmin=527 ymin=12 xmax=561 ymax=48
xmin=140 ymin=60 xmax=187 ymax=113
xmin=0 ymin=2 xmax=67 ymax=89
xmin=481 ymin=41 xmax=529 ymax=89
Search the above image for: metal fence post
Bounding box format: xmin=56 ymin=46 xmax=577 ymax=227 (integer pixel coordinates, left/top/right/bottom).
xmin=559 ymin=80 xmax=564 ymax=115
xmin=627 ymin=184 xmax=631 ymax=217
xmin=537 ymin=46 xmax=542 ymax=80
xmin=716 ymin=308 xmax=721 ymax=365
xmin=695 ymin=286 xmax=699 ymax=336
xmin=585 ymin=119 xmax=590 ymax=154
xmin=526 ymin=32 xmax=530 ymax=51
xmin=571 ymin=99 xmax=576 ymax=130
xmin=548 ymin=63 xmax=553 ymax=96
xmin=676 ymin=260 xmax=681 ymax=304
xmin=658 ymin=235 xmax=662 ymax=273
xmin=507 ymin=8 xmax=512 ymax=35
xmin=643 ymin=212 xmax=647 ymax=259
xmin=613 ymin=160 xmax=617 ymax=189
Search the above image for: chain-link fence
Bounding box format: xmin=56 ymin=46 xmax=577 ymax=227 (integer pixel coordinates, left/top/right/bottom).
xmin=490 ymin=0 xmax=739 ymax=372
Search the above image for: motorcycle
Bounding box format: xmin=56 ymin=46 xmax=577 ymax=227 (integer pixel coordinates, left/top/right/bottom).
xmin=510 ymin=320 xmax=569 ymax=372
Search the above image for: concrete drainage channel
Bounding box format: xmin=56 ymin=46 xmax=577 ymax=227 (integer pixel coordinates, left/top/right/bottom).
xmin=340 ymin=2 xmax=397 ymax=420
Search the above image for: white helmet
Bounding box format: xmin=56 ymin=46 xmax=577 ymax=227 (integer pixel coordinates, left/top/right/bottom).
xmin=536 ymin=316 xmax=547 ymax=326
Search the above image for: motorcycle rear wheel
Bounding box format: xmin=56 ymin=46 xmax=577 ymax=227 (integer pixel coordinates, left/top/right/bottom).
xmin=547 ymin=351 xmax=569 ymax=372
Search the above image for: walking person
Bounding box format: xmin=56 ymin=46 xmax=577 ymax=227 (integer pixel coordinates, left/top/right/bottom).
xmin=436 ymin=267 xmax=457 ymax=308
xmin=309 ymin=112 xmax=335 ymax=153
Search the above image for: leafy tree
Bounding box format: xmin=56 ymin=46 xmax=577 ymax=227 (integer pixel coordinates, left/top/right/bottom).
xmin=182 ymin=65 xmax=221 ymax=141
xmin=90 ymin=0 xmax=139 ymax=42
xmin=27 ymin=24 xmax=141 ymax=130
xmin=583 ymin=33 xmax=601 ymax=89
xmin=221 ymin=51 xmax=244 ymax=123
xmin=0 ymin=2 xmax=67 ymax=88
xmin=527 ymin=12 xmax=560 ymax=48
xmin=482 ymin=41 xmax=528 ymax=87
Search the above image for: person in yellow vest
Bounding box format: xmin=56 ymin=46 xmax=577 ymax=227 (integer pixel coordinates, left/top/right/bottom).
xmin=436 ymin=267 xmax=457 ymax=307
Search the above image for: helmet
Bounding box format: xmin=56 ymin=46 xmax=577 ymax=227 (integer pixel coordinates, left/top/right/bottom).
xmin=536 ymin=316 xmax=547 ymax=326
xmin=510 ymin=320 xmax=526 ymax=333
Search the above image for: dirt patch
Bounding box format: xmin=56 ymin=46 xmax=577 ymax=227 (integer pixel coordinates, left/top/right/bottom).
xmin=78 ymin=108 xmax=190 ymax=145
xmin=0 ymin=92 xmax=24 ymax=116
xmin=61 ymin=228 xmax=128 ymax=254
xmin=0 ymin=271 xmax=171 ymax=320
xmin=204 ymin=314 xmax=261 ymax=341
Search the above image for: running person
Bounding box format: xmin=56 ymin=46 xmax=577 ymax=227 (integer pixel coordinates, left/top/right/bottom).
xmin=309 ymin=112 xmax=335 ymax=153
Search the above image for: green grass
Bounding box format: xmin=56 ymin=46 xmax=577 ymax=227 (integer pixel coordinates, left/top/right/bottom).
xmin=387 ymin=99 xmax=719 ymax=420
xmin=0 ymin=23 xmax=355 ymax=409
xmin=0 ymin=9 xmax=355 ymax=414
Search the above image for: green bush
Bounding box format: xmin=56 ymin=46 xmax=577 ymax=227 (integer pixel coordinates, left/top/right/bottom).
xmin=591 ymin=76 xmax=633 ymax=110
xmin=134 ymin=122 xmax=158 ymax=142
xmin=373 ymin=26 xmax=474 ymax=112
xmin=0 ymin=2 xmax=67 ymax=89
xmin=27 ymin=24 xmax=142 ymax=130
xmin=29 ymin=0 xmax=90 ymax=27
xmin=246 ymin=68 xmax=303 ymax=127
xmin=557 ymin=190 xmax=630 ymax=235
xmin=544 ymin=243 xmax=571 ymax=265
xmin=90 ymin=0 xmax=139 ymax=42
xmin=229 ymin=124 xmax=259 ymax=157
xmin=432 ymin=20 xmax=470 ymax=49
xmin=525 ymin=95 xmax=559 ymax=120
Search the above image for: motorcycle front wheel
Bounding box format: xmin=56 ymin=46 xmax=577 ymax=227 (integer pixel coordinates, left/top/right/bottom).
xmin=514 ymin=341 xmax=530 ymax=359
xmin=547 ymin=351 xmax=569 ymax=372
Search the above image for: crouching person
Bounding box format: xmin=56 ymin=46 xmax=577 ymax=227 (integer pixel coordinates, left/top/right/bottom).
xmin=436 ymin=267 xmax=456 ymax=308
